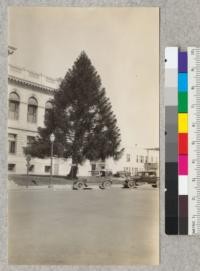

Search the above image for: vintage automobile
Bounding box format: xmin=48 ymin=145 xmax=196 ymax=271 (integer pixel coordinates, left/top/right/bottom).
xmin=124 ymin=170 xmax=159 ymax=188
xmin=73 ymin=170 xmax=113 ymax=190
xmin=73 ymin=170 xmax=159 ymax=190
xmin=113 ymin=171 xmax=131 ymax=178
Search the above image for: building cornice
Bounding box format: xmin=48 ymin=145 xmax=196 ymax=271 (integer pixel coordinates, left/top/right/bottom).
xmin=8 ymin=75 xmax=57 ymax=94
xmin=8 ymin=126 xmax=39 ymax=133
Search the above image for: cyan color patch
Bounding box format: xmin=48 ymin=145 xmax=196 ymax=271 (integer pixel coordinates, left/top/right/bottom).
xmin=178 ymin=73 xmax=188 ymax=92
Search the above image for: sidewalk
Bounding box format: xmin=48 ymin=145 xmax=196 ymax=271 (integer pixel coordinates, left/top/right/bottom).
xmin=7 ymin=180 xmax=71 ymax=191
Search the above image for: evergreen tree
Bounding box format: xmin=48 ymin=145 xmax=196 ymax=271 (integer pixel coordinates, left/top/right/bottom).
xmin=25 ymin=52 xmax=123 ymax=178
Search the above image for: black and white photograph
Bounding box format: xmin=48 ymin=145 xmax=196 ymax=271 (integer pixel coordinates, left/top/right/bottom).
xmin=8 ymin=7 xmax=159 ymax=265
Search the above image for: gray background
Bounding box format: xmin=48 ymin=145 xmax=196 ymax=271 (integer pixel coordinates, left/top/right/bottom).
xmin=1 ymin=0 xmax=200 ymax=270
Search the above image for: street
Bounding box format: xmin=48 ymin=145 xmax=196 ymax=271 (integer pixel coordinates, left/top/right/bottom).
xmin=8 ymin=185 xmax=159 ymax=265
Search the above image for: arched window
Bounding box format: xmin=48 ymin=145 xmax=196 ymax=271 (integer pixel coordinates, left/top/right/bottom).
xmin=9 ymin=92 xmax=20 ymax=120
xmin=44 ymin=101 xmax=53 ymax=121
xmin=27 ymin=97 xmax=38 ymax=123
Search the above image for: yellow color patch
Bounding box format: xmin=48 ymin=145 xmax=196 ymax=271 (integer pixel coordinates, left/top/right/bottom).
xmin=178 ymin=113 xmax=188 ymax=133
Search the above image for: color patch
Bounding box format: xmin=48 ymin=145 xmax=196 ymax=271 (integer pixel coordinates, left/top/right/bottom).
xmin=165 ymin=87 xmax=178 ymax=106
xmin=179 ymin=196 xmax=188 ymax=218
xmin=165 ymin=47 xmax=178 ymax=69
xmin=178 ymin=92 xmax=188 ymax=112
xmin=178 ymin=51 xmax=188 ymax=72
xmin=178 ymin=133 xmax=188 ymax=154
xmin=166 ymin=69 xmax=178 ymax=87
xmin=178 ymin=155 xmax=188 ymax=175
xmin=178 ymin=73 xmax=188 ymax=92
xmin=178 ymin=176 xmax=188 ymax=195
xmin=179 ymin=196 xmax=188 ymax=234
xmin=178 ymin=113 xmax=188 ymax=133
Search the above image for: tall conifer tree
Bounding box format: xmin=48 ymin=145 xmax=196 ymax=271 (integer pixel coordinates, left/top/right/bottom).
xmin=26 ymin=52 xmax=123 ymax=178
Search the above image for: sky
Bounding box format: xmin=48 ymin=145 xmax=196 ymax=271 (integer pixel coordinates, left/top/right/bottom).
xmin=8 ymin=7 xmax=159 ymax=149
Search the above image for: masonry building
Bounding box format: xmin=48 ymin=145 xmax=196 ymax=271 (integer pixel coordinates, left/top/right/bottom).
xmin=8 ymin=63 xmax=70 ymax=176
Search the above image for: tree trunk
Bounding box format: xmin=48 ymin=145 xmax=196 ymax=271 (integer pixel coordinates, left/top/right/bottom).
xmin=67 ymin=164 xmax=78 ymax=179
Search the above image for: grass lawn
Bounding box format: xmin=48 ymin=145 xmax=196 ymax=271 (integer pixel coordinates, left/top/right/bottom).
xmin=9 ymin=174 xmax=76 ymax=186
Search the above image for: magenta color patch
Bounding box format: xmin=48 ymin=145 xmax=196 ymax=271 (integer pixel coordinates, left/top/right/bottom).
xmin=178 ymin=155 xmax=188 ymax=175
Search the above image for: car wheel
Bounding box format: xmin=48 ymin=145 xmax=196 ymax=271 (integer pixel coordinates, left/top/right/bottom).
xmin=101 ymin=180 xmax=112 ymax=189
xmin=75 ymin=181 xmax=84 ymax=190
xmin=127 ymin=180 xmax=136 ymax=188
xmin=123 ymin=181 xmax=128 ymax=188
xmin=84 ymin=179 xmax=88 ymax=187
xmin=72 ymin=181 xmax=77 ymax=190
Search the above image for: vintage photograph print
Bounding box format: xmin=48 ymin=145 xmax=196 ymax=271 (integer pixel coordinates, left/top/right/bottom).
xmin=8 ymin=7 xmax=159 ymax=265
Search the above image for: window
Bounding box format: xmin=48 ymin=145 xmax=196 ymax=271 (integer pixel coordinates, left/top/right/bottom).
xmin=27 ymin=97 xmax=38 ymax=123
xmin=8 ymin=163 xmax=16 ymax=172
xmin=136 ymin=155 xmax=139 ymax=163
xmin=8 ymin=133 xmax=17 ymax=154
xmin=145 ymin=156 xmax=148 ymax=163
xmin=126 ymin=154 xmax=131 ymax=162
xmin=91 ymin=164 xmax=96 ymax=171
xmin=45 ymin=101 xmax=53 ymax=120
xmin=27 ymin=136 xmax=35 ymax=147
xmin=140 ymin=155 xmax=143 ymax=163
xmin=151 ymin=156 xmax=154 ymax=162
xmin=45 ymin=166 xmax=51 ymax=173
xmin=9 ymin=92 xmax=20 ymax=120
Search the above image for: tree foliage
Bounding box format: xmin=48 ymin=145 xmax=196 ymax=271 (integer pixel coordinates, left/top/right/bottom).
xmin=25 ymin=52 xmax=123 ymax=176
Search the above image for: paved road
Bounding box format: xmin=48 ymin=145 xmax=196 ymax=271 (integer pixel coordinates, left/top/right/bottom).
xmin=8 ymin=186 xmax=159 ymax=265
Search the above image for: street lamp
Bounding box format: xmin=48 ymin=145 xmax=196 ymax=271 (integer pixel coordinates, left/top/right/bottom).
xmin=49 ymin=133 xmax=55 ymax=188
xmin=26 ymin=154 xmax=31 ymax=188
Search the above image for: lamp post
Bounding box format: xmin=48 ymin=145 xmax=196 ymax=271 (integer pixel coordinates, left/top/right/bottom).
xmin=49 ymin=133 xmax=55 ymax=188
xmin=26 ymin=154 xmax=31 ymax=188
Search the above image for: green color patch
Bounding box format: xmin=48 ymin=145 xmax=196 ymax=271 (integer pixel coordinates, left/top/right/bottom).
xmin=178 ymin=92 xmax=188 ymax=112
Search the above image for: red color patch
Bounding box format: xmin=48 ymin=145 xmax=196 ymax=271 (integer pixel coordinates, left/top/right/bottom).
xmin=178 ymin=133 xmax=188 ymax=154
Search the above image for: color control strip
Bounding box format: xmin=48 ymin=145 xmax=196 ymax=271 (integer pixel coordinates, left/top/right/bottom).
xmin=165 ymin=47 xmax=200 ymax=235
xmin=178 ymin=51 xmax=188 ymax=234
xmin=165 ymin=47 xmax=178 ymax=234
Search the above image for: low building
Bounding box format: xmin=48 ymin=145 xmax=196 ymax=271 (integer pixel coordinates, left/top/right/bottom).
xmin=104 ymin=146 xmax=159 ymax=176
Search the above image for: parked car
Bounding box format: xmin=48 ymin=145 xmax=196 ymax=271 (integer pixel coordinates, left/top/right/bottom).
xmin=125 ymin=170 xmax=159 ymax=188
xmin=113 ymin=171 xmax=131 ymax=178
xmin=73 ymin=170 xmax=113 ymax=190
xmin=73 ymin=170 xmax=159 ymax=190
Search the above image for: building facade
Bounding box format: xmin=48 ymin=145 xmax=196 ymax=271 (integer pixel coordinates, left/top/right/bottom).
xmin=105 ymin=146 xmax=159 ymax=176
xmin=8 ymin=64 xmax=70 ymax=176
xmin=8 ymin=63 xmax=159 ymax=177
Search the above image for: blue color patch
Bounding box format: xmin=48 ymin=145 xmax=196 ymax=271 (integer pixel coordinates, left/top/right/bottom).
xmin=178 ymin=73 xmax=188 ymax=92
